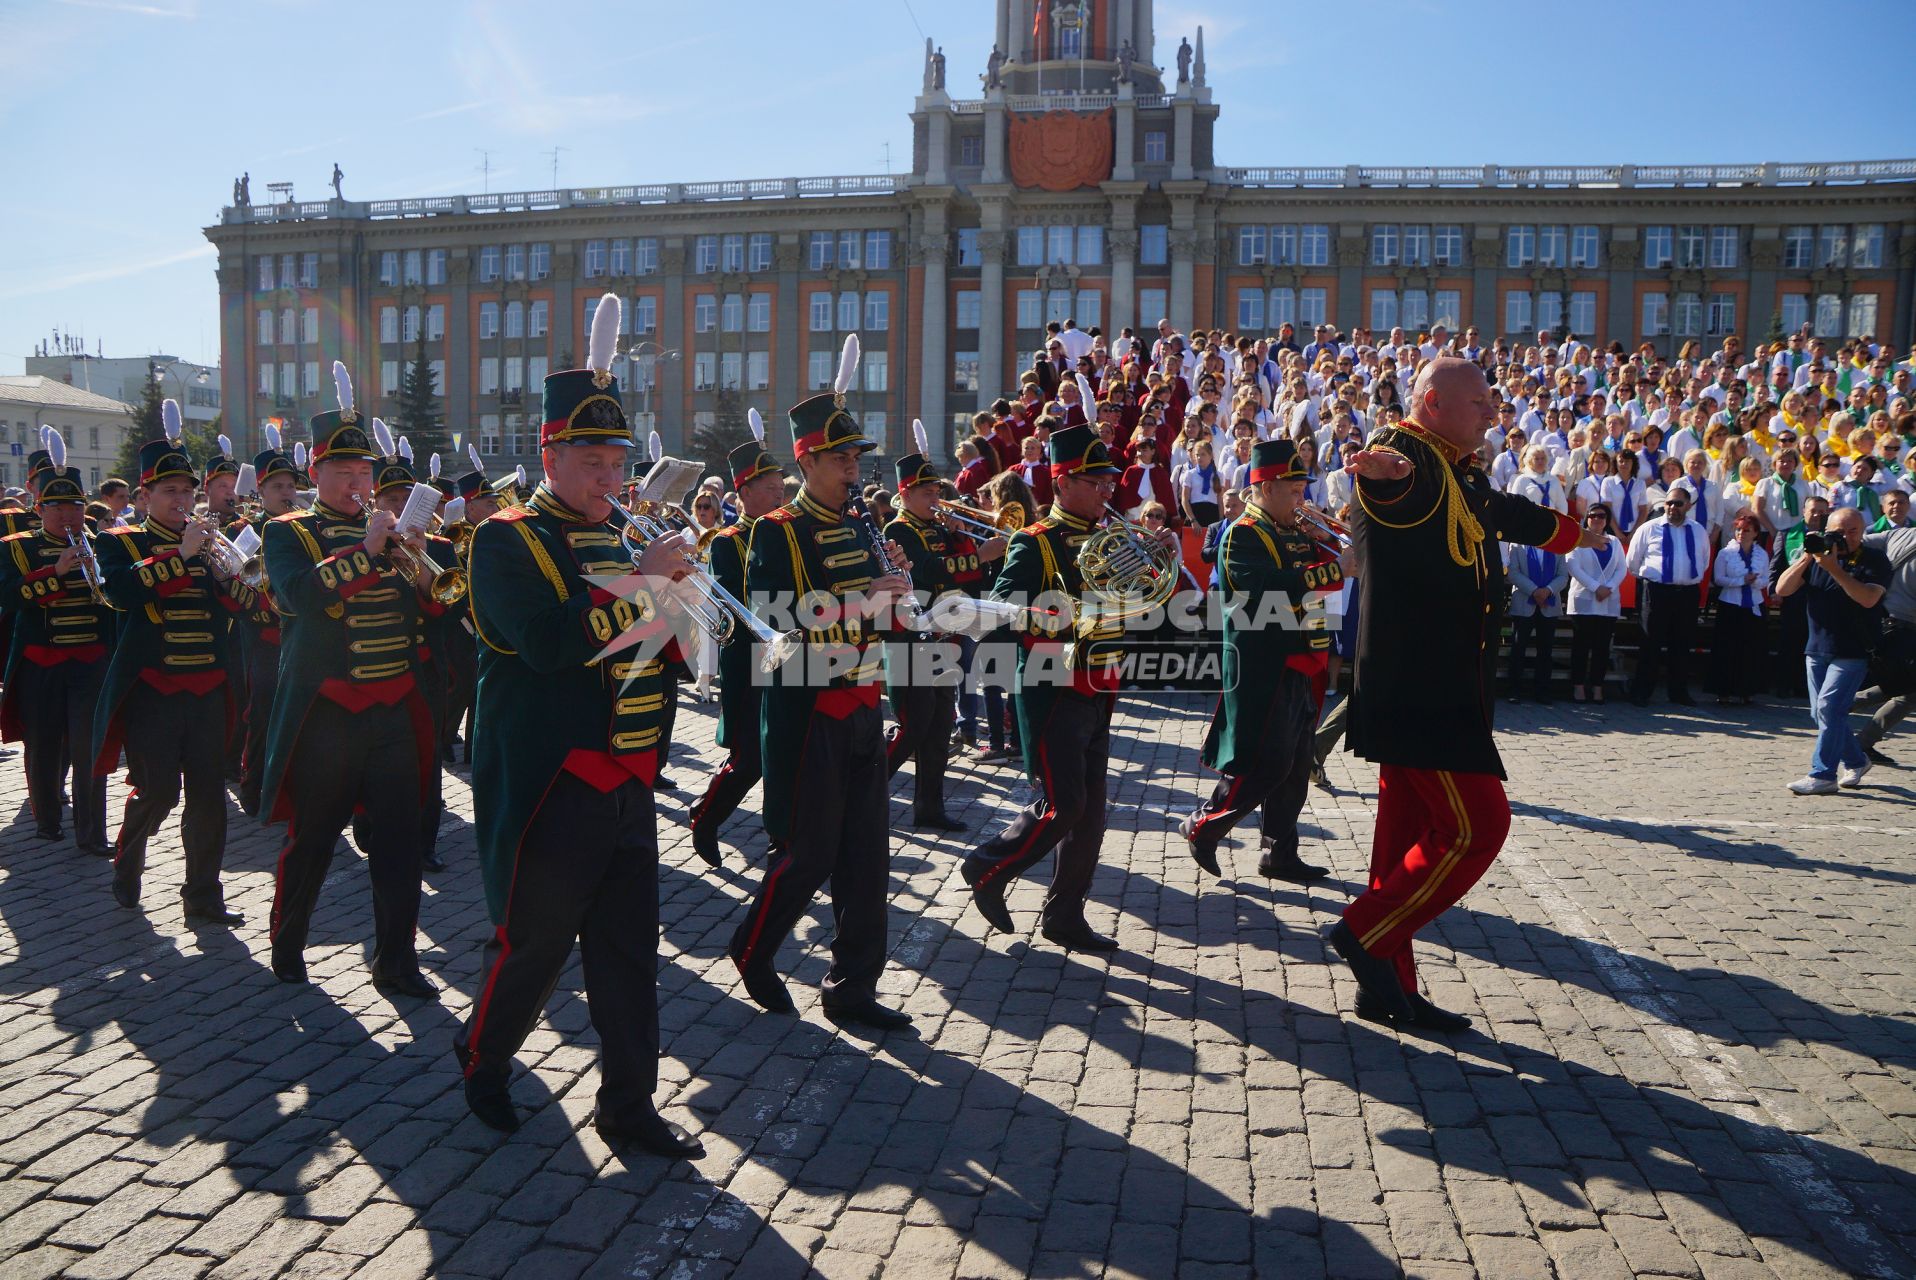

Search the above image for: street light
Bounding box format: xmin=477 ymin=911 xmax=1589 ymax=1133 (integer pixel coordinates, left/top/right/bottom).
xmin=616 ymin=340 xmax=680 ymax=442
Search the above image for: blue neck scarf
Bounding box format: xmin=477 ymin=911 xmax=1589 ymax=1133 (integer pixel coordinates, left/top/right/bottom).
xmin=1728 ymin=544 xmax=1757 ymax=612
xmin=1661 ymin=519 xmax=1697 ymax=581
xmin=1594 ymin=542 xmax=1614 ymax=569
xmin=1527 ymin=547 xmax=1557 ymax=607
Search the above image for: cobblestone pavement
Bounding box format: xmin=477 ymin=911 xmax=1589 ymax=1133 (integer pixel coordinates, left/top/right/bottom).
xmin=0 ymin=691 xmax=1912 ymax=1280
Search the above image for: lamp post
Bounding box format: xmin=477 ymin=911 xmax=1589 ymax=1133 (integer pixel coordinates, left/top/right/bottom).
xmin=617 ymin=340 xmax=680 ymax=443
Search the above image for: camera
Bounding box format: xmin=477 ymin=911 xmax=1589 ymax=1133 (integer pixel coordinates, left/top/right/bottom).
xmin=1801 ymin=530 xmax=1831 ymax=556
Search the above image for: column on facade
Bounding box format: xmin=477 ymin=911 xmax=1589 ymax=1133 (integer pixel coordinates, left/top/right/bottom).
xmin=1113 ymin=86 xmax=1136 ymax=183
xmin=446 ymin=250 xmax=472 ymax=442
xmin=1746 ymin=228 xmax=1780 ymax=344
xmin=659 ymin=238 xmax=687 ymax=455
xmin=774 ymin=234 xmax=802 ymax=423
xmin=1335 ymin=226 xmax=1365 ymax=333
xmin=1605 ymin=227 xmax=1639 ymax=348
xmin=918 ymin=195 xmax=952 ymax=457
xmin=216 ymin=259 xmax=248 ymax=450
xmin=1104 ymin=182 xmax=1145 ymax=338
xmin=1171 ymin=97 xmax=1195 ymax=183
xmin=1166 ymin=182 xmax=1204 ymax=326
xmin=1471 ymin=227 xmax=1502 ymax=339
xmin=925 ymin=99 xmax=951 ymax=187
xmin=983 ymin=93 xmax=1008 ymax=186
xmin=976 ymin=190 xmax=1009 ymax=411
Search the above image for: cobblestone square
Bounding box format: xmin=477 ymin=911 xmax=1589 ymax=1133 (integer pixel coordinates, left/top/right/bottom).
xmin=1 ymin=694 xmax=1911 ymax=1278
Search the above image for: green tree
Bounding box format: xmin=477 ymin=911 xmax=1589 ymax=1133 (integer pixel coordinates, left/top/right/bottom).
xmin=689 ymin=387 xmax=755 ymax=481
xmin=392 ymin=336 xmax=450 ymax=461
xmin=1765 ymin=308 xmax=1785 ymax=345
xmin=115 ymin=378 xmax=221 ymax=481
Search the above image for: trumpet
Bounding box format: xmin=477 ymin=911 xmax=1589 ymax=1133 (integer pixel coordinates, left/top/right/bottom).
xmin=192 ymin=516 xmax=266 ymax=589
xmin=602 ymin=494 xmax=801 ymax=673
xmin=1295 ymin=502 xmax=1352 ymax=557
xmin=1075 ymin=505 xmax=1181 ymax=622
xmin=445 ymin=522 xmax=475 ymax=556
xmin=354 ymin=496 xmax=469 ymax=605
xmin=69 ymin=532 xmax=109 ymax=605
xmin=933 ymin=498 xmax=1023 ymax=542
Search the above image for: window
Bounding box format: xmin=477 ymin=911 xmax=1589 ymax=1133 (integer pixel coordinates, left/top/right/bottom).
xmin=955 ymin=290 xmax=982 ymax=329
xmin=1268 ymin=288 xmax=1295 ymax=329
xmin=1368 ymin=290 xmax=1397 ymax=332
xmin=506 ymin=244 xmax=526 ymax=280
xmin=1537 ymin=225 xmax=1567 ymax=268
xmin=721 ymin=294 xmax=744 ymax=333
xmin=864 ymin=411 xmax=887 ymax=442
xmin=747 ymin=293 xmax=771 ymax=332
xmin=809 ymin=232 xmax=834 ymax=270
xmin=427 ymin=304 xmax=445 ymax=342
xmin=958 ymin=135 xmax=983 ymax=166
xmin=693 ymin=294 xmax=716 ymax=333
xmin=1569 ymin=226 xmax=1599 ymax=269
xmin=864 ymin=292 xmax=890 ymax=330
xmin=403 ymin=249 xmax=423 ymax=285
xmin=1076 ymin=227 xmax=1102 ymax=265
xmin=279 ymin=363 xmax=295 ymax=398
xmin=1708 ymin=226 xmax=1739 ymax=269
xmin=1401 ymin=289 xmax=1429 ymax=331
xmin=1403 ymin=224 xmax=1430 ymax=267
xmin=1047 ymin=225 xmax=1073 ymax=264
xmin=529 ymin=300 xmax=548 ymax=338
xmin=504 ymin=301 xmax=523 ymax=339
xmin=1643 ymin=226 xmax=1673 ymax=269
xmin=1075 ymin=289 xmax=1100 ymax=328
xmin=1536 ymin=291 xmax=1561 ymax=334
xmin=1016 ymin=227 xmax=1044 ymax=266
xmin=837 ymin=231 xmax=861 ymax=269
xmin=479 ymin=302 xmax=498 ymax=339
xmin=863 ymin=352 xmax=888 ymax=393
xmin=1370 ymin=225 xmax=1399 ymax=267
xmin=1779 ymin=293 xmax=1808 ymax=333
xmin=634 ymin=237 xmax=658 ymax=274
xmin=1780 ymin=226 xmax=1814 ymax=270
xmin=479 ymin=414 xmax=500 ymax=454
xmin=1814 ymin=293 xmax=1843 ymax=335
xmin=1143 ymin=130 xmax=1167 ymax=163
xmin=721 ymin=234 xmax=745 ymax=273
xmin=746 ymin=351 xmax=769 ymax=390
xmin=1640 ymin=293 xmax=1670 ymax=337
xmin=1817 ymin=225 xmax=1848 ymax=269
xmin=479 ymin=245 xmax=501 ymax=282
xmin=276 ymin=308 xmax=292 ymax=345
xmin=1140 ymin=224 xmax=1168 ymax=265
xmin=1568 ymin=291 xmax=1597 ymax=337
xmin=809 ymin=292 xmax=833 ymax=331
xmin=1045 ymin=289 xmax=1073 ymax=324
xmin=502 ymin=357 xmax=523 ymax=395
xmin=257 ymin=256 xmax=275 ymax=291
xmin=953 ymin=352 xmax=980 ymax=394
xmin=584 ymin=240 xmax=607 ymax=278
xmin=1297 ymin=288 xmax=1326 ymax=327
xmin=609 ymin=238 xmax=632 ymax=276
xmin=1433 ymin=290 xmax=1461 ymax=330
xmin=480 ymin=357 xmax=500 ymax=395
xmin=302 ymin=362 xmax=318 ymax=398
xmin=301 ymin=307 xmax=318 ymax=344
xmin=1433 ymin=225 xmax=1463 ymax=266
xmin=865 ymin=231 xmax=892 ymax=269
xmin=1848 ymin=294 xmax=1879 ymax=338
xmin=1271 ymin=224 xmax=1297 ymax=266
xmin=809 ymin=350 xmax=833 ymax=389
xmin=720 ymin=352 xmax=742 ymax=390
xmin=300 ymin=253 xmax=319 ymax=288
xmin=1505 ymin=290 xmax=1533 ymax=335
xmin=380 ymin=361 xmax=399 ymax=396
xmin=258 ymin=365 xmax=274 ymax=395
xmin=258 ymin=310 xmax=274 ymax=346
xmin=1676 ymin=225 xmax=1706 ymax=269
xmin=955 ymin=228 xmax=980 ymax=267
xmin=1016 ymin=290 xmax=1043 ymax=329
xmin=1852 ymin=224 xmax=1885 ymax=269
xmin=633 ymin=295 xmax=656 ymax=333
xmin=280 ymin=254 xmax=294 ymax=288
xmin=427 ymin=249 xmax=447 ymax=285
xmin=1300 ymin=225 xmax=1330 ymax=267
xmin=1706 ymin=292 xmax=1736 ymax=335
xmin=1506 ymin=226 xmax=1535 ymax=268
xmin=1238 ymin=226 xmax=1266 ymax=266
xmin=1673 ymin=292 xmax=1703 ymax=336
xmin=748 ymin=233 xmax=774 ymax=272
xmin=402 ymin=305 xmax=420 ymax=344
xmin=529 ymin=243 xmax=550 ymax=280
xmin=838 ymin=292 xmax=861 ymax=330
xmin=379 ymin=252 xmax=399 ymax=285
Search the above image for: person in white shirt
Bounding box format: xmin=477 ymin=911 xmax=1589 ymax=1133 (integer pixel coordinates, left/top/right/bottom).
xmin=1504 ymin=539 xmax=1570 ymax=703
xmin=1754 ymin=448 xmax=1809 ymax=542
xmin=1176 ymin=439 xmax=1222 ymax=527
xmin=1490 ymin=429 xmax=1528 ymax=492
xmin=1665 ymin=409 xmax=1704 ymax=464
xmin=1511 ymin=445 xmax=1569 ymax=515
xmin=1574 ymin=446 xmax=1613 ymax=522
xmin=1831 ymin=455 xmax=1897 ymax=525
xmin=1720 ymin=455 xmax=1765 ymax=531
xmin=1710 ymin=513 xmax=1771 ymax=705
xmin=1604 ymin=449 xmax=1650 ymax=541
xmin=1625 ymin=486 xmax=1710 ymax=705
xmin=1673 ymin=450 xmax=1726 ymax=548
xmin=1565 ymin=504 xmax=1627 ymax=703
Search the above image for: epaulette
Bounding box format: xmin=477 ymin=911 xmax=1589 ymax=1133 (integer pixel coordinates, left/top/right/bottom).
xmin=270 ymin=509 xmax=308 ymax=524
xmin=102 ymin=524 xmax=139 ymax=537
xmin=0 ymin=529 xmax=31 ymax=544
xmin=491 ymin=507 xmax=534 ymax=523
xmin=761 ymin=505 xmax=801 ymax=526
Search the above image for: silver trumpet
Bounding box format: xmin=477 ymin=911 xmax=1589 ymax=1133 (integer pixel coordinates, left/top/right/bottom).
xmin=69 ymin=532 xmax=109 ymax=605
xmin=193 ymin=516 xmax=265 ymax=589
xmin=602 ymin=494 xmax=801 ymax=673
xmin=1295 ymin=502 xmax=1352 ymax=557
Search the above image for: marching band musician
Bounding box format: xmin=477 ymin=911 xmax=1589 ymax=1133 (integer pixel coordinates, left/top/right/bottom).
xmin=1180 ymin=439 xmax=1342 ymax=882
xmin=0 ymin=433 xmax=112 ymax=855
xmin=960 ymin=422 xmax=1128 ymax=953
xmin=882 ymin=420 xmax=1006 ymax=832
xmin=688 ymin=409 xmax=785 ymax=868
xmin=91 ymin=405 xmax=253 ymax=924
xmin=453 ymin=295 xmax=702 ymax=1156
xmin=258 ymin=368 xmax=441 ymax=995
xmin=233 ymin=429 xmax=301 ymax=817
xmin=442 ymin=446 xmax=504 ymax=763
xmin=728 ymin=336 xmax=916 ymax=1031
xmin=200 ymin=437 xmax=247 ymax=779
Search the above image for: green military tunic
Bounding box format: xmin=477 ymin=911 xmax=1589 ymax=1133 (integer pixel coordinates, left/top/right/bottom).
xmin=1200 ymin=505 xmax=1341 ymax=776
xmin=0 ymin=528 xmax=113 ymax=741
xmin=707 ymin=514 xmax=756 ymax=751
xmin=881 ymin=509 xmax=985 ymax=682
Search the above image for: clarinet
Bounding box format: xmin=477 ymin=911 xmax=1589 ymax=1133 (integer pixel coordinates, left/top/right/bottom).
xmin=845 ymin=493 xmax=932 ymax=631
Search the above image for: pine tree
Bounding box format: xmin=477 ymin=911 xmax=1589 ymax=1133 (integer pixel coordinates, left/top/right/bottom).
xmin=1765 ymin=308 xmax=1785 ymax=345
xmin=393 ymin=336 xmax=450 ymax=460
xmin=113 ymin=376 xmax=168 ymax=479
xmin=689 ymin=388 xmax=756 ymax=481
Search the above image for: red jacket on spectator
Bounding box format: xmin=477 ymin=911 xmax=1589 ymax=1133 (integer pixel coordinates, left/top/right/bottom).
xmin=1118 ymin=462 xmax=1175 ymax=522
xmin=1012 ymin=459 xmax=1053 ymax=510
xmin=986 ymin=420 xmax=1019 ymax=471
xmin=956 ymin=457 xmax=993 ymax=499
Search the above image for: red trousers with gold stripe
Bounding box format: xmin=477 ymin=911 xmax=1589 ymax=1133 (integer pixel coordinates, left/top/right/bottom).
xmin=1341 ymin=765 xmax=1511 ymax=994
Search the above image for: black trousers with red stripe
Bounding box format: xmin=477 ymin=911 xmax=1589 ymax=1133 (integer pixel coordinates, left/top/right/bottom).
xmin=112 ymin=684 xmax=229 ymax=912
xmin=728 ymin=701 xmax=888 ymax=1006
xmin=689 ymin=712 xmax=762 ymax=845
xmin=18 ymin=659 xmax=107 ymax=848
xmin=270 ymin=699 xmax=422 ymax=976
xmin=1193 ymin=669 xmax=1314 ymax=860
xmin=455 ymin=773 xmax=661 ymax=1124
xmin=884 ymin=676 xmax=955 ymax=821
xmin=238 ymin=638 xmax=279 ymax=814
xmin=961 ymin=690 xmax=1113 ymax=929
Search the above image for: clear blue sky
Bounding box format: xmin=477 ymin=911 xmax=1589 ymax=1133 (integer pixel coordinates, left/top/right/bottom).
xmin=2 ymin=0 xmax=1906 ymax=382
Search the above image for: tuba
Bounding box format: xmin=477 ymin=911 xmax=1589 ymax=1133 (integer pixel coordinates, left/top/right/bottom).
xmin=1075 ymin=505 xmax=1181 ymax=622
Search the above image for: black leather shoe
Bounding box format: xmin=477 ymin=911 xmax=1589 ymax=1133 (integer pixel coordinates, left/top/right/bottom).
xmin=1258 ymin=851 xmax=1329 ymax=882
xmin=739 ymin=965 xmax=795 ymax=1014
xmin=822 ymin=999 xmax=913 ymax=1031
xmin=961 ymin=861 xmax=1014 ymax=934
xmin=595 ymin=1112 xmax=703 ymax=1159
xmin=184 ymin=904 xmax=244 ymax=926
xmin=273 ymin=959 xmax=309 ymax=985
xmin=1669 ymin=693 xmax=1697 ymax=706
xmin=421 ymin=852 xmax=447 ymax=872
xmin=372 ymin=969 xmax=438 ymax=999
xmin=654 ymin=774 xmax=678 ymax=792
xmin=1356 ymin=989 xmax=1473 ymax=1034
xmin=1179 ymin=813 xmax=1220 ymax=878
xmin=1864 ymin=745 xmax=1893 ymax=766
xmin=1040 ymin=919 xmax=1118 ymax=953
xmin=465 ymin=1079 xmax=521 ymax=1133
xmin=111 ymin=879 xmax=139 ymax=909
xmin=912 ymin=812 xmax=967 ymax=833
xmin=32 ymin=827 xmax=62 ymax=842
xmin=1326 ymin=920 xmax=1413 ymax=1020
xmin=79 ymin=843 xmax=113 ymax=859
xmin=1309 ymin=765 xmax=1335 ymax=794
xmin=692 ymin=821 xmax=722 ymax=868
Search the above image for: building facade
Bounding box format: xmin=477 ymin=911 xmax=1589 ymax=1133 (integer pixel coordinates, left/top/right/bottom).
xmin=0 ymin=378 xmax=135 ymax=494
xmin=204 ymin=0 xmax=1916 ymax=469
xmin=22 ymin=352 xmax=220 ymax=425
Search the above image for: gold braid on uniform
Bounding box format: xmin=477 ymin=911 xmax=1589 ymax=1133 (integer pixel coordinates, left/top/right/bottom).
xmin=1360 ymin=422 xmax=1485 ymax=572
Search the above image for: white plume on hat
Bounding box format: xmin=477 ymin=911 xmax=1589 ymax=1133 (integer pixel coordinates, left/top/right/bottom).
xmin=332 ymin=361 xmax=355 ymax=417
xmin=162 ymin=399 xmax=183 ymax=444
xmin=912 ymin=418 xmax=929 ymax=455
xmin=648 ymin=431 xmax=663 ymax=463
xmin=371 ymin=417 xmax=397 ymax=459
xmin=398 ymin=436 xmax=414 ymax=464
xmin=217 ymin=433 xmax=232 ymax=459
xmin=429 ymin=452 xmax=441 ymax=480
xmin=263 ymin=422 xmax=283 ymax=452
xmin=514 ymin=464 xmax=527 ymax=491
xmin=46 ymin=427 xmax=66 ymax=470
xmin=467 ymin=443 xmax=484 ymax=475
xmin=1075 ymin=372 xmax=1096 ymax=410
xmin=443 ymin=497 xmax=467 ymax=524
xmin=748 ymin=407 xmax=765 ymax=444
xmin=588 ymin=293 xmax=620 ymax=383
xmin=236 ymin=462 xmax=257 ymax=497
xmin=833 ymin=334 xmax=861 ymax=397
xmin=294 ymin=441 xmax=308 ymax=469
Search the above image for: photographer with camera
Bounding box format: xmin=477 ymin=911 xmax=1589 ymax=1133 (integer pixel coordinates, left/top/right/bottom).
xmin=1774 ymin=507 xmax=1890 ymax=794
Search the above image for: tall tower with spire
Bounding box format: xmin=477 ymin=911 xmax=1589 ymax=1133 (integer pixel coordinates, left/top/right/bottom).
xmin=989 ymin=0 xmax=1166 ymax=96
